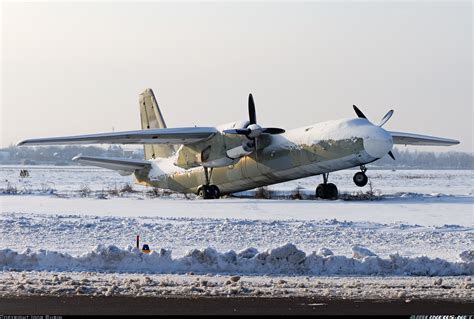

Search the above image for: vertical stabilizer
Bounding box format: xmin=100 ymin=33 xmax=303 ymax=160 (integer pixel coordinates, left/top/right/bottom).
xmin=139 ymin=88 xmax=176 ymax=159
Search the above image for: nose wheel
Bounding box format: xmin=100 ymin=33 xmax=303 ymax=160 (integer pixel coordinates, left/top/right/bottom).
xmin=198 ymin=167 xmax=221 ymax=199
xmin=315 ymin=173 xmax=339 ymax=200
xmin=353 ymin=165 xmax=369 ymax=187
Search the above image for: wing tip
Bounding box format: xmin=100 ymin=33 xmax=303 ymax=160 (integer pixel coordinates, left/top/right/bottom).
xmin=16 ymin=140 xmax=27 ymax=146
xmin=71 ymin=154 xmax=82 ymax=161
xmin=442 ymin=138 xmax=460 ymax=146
xmin=390 ymin=131 xmax=461 ymax=146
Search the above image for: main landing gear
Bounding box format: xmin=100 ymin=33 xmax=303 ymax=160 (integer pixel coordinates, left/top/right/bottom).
xmin=198 ymin=167 xmax=221 ymax=199
xmin=315 ymin=173 xmax=339 ymax=200
xmin=315 ymin=166 xmax=370 ymax=199
xmin=353 ymin=165 xmax=369 ymax=187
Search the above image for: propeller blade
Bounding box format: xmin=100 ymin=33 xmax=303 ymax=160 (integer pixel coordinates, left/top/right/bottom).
xmin=261 ymin=127 xmax=286 ymax=134
xmin=388 ymin=151 xmax=396 ymax=160
xmin=379 ymin=110 xmax=394 ymax=127
xmin=353 ymin=105 xmax=367 ymax=119
xmin=249 ymin=94 xmax=257 ymax=125
xmin=223 ymin=128 xmax=250 ymax=135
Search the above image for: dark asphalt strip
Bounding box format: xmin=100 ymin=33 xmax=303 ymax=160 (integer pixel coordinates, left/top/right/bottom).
xmin=0 ymin=296 xmax=472 ymax=315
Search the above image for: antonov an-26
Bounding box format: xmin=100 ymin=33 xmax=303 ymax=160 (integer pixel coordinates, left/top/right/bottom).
xmin=18 ymin=89 xmax=459 ymax=199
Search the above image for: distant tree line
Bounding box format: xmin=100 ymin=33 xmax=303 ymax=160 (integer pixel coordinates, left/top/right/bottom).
xmin=0 ymin=145 xmax=143 ymax=165
xmin=371 ymin=148 xmax=473 ymax=169
xmin=0 ymin=145 xmax=472 ymax=169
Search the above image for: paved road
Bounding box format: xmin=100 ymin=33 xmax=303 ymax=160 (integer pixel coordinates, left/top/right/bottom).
xmin=0 ymin=296 xmax=472 ymax=315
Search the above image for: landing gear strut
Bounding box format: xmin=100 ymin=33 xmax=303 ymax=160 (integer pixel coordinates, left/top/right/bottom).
xmin=198 ymin=167 xmax=221 ymax=199
xmin=353 ymin=165 xmax=369 ymax=187
xmin=315 ymin=173 xmax=338 ymax=200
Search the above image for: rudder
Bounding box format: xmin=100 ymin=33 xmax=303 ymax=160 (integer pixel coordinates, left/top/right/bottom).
xmin=139 ymin=88 xmax=176 ymax=159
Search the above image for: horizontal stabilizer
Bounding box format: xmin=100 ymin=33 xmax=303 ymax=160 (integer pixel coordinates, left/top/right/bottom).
xmin=17 ymin=127 xmax=218 ymax=146
xmin=72 ymin=155 xmax=151 ymax=174
xmin=390 ymin=131 xmax=460 ymax=146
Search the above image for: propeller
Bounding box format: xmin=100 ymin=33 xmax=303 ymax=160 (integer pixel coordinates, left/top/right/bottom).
xmin=387 ymin=150 xmax=396 ymax=160
xmin=352 ymin=105 xmax=394 ymax=127
xmin=224 ymin=94 xmax=285 ymax=143
xmin=379 ymin=110 xmax=394 ymax=127
xmin=353 ymin=105 xmax=396 ymax=160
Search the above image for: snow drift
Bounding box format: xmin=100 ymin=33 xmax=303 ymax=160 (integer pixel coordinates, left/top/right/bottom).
xmin=0 ymin=244 xmax=472 ymax=276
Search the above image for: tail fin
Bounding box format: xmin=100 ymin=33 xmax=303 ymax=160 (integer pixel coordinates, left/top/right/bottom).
xmin=139 ymin=88 xmax=176 ymax=159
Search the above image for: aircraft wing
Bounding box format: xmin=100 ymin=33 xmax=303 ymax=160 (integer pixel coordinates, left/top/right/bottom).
xmin=389 ymin=131 xmax=460 ymax=146
xmin=72 ymin=155 xmax=151 ymax=174
xmin=17 ymin=127 xmax=218 ymax=146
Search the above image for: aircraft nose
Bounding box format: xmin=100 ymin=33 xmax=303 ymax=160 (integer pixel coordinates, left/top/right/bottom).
xmin=363 ymin=126 xmax=393 ymax=159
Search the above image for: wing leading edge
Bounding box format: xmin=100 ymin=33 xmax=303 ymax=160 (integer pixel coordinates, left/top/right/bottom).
xmin=390 ymin=131 xmax=459 ymax=146
xmin=17 ymin=127 xmax=218 ymax=146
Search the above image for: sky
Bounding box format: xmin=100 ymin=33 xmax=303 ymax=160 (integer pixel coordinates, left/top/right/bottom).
xmin=1 ymin=1 xmax=472 ymax=152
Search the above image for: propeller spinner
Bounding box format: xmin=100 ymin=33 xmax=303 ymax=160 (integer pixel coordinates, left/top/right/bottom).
xmin=353 ymin=105 xmax=396 ymax=160
xmin=224 ymin=94 xmax=285 ymax=139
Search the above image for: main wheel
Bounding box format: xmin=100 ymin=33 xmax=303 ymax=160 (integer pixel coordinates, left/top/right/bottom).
xmin=198 ymin=186 xmax=211 ymax=199
xmin=353 ymin=172 xmax=368 ymax=187
xmin=326 ymin=183 xmax=338 ymax=199
xmin=208 ymin=185 xmax=221 ymax=199
xmin=316 ymin=184 xmax=327 ymax=199
xmin=316 ymin=183 xmax=339 ymax=200
xmin=198 ymin=185 xmax=220 ymax=199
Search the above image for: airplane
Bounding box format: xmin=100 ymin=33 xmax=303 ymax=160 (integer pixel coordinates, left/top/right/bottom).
xmin=17 ymin=88 xmax=460 ymax=199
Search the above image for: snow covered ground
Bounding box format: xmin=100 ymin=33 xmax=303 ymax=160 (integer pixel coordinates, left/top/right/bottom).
xmin=1 ymin=243 xmax=472 ymax=276
xmin=0 ymin=165 xmax=473 ymax=280
xmin=1 ymin=165 xmax=473 ymax=196
xmin=0 ymin=210 xmax=472 ymax=261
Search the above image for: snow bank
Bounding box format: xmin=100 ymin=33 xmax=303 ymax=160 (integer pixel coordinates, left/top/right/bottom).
xmin=352 ymin=245 xmax=377 ymax=259
xmin=0 ymin=244 xmax=472 ymax=276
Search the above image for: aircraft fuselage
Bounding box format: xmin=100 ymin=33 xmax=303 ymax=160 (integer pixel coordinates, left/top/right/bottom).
xmin=134 ymin=118 xmax=393 ymax=194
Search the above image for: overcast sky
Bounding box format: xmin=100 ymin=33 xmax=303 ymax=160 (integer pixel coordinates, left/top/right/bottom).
xmin=1 ymin=1 xmax=472 ymax=152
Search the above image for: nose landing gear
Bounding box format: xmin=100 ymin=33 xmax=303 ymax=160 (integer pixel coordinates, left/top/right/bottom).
xmin=353 ymin=165 xmax=369 ymax=187
xmin=315 ymin=173 xmax=339 ymax=200
xmin=198 ymin=167 xmax=221 ymax=199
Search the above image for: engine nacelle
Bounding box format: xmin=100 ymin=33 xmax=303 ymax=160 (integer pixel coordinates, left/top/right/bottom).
xmin=202 ymin=142 xmax=254 ymax=168
xmin=226 ymin=141 xmax=254 ymax=159
xmin=174 ymin=121 xmax=255 ymax=169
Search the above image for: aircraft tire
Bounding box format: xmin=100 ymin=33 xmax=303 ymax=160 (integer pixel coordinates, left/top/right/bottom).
xmin=209 ymin=185 xmax=221 ymax=199
xmin=198 ymin=186 xmax=211 ymax=199
xmin=316 ymin=183 xmax=338 ymax=200
xmin=316 ymin=184 xmax=326 ymax=199
xmin=353 ymin=172 xmax=368 ymax=187
xmin=327 ymin=183 xmax=338 ymax=199
xmin=198 ymin=185 xmax=220 ymax=199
